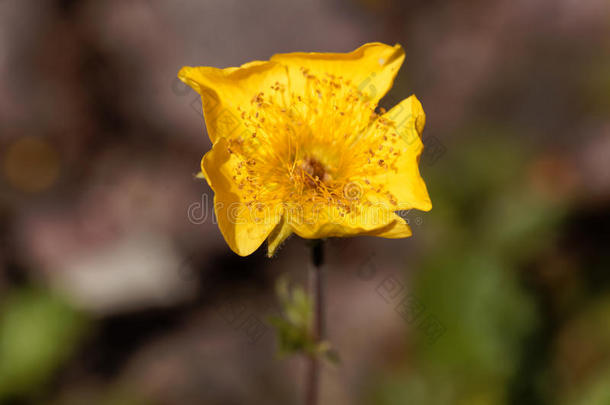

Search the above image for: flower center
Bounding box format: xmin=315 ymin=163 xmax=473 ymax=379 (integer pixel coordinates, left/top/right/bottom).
xmin=223 ymin=69 xmax=404 ymax=216
xmin=299 ymin=156 xmax=332 ymax=188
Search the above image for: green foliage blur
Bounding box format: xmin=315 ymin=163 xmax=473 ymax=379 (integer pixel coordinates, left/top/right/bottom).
xmin=363 ymin=131 xmax=609 ymax=405
xmin=0 ymin=289 xmax=86 ymax=401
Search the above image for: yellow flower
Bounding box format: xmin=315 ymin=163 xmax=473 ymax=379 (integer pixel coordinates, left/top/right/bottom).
xmin=178 ymin=42 xmax=432 ymax=257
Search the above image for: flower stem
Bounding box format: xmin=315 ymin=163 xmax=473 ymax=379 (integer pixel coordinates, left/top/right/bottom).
xmin=306 ymin=239 xmax=325 ymax=405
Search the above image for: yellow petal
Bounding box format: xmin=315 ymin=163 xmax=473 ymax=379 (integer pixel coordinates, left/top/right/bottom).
xmin=266 ymin=215 xmax=293 ymax=257
xmin=287 ymin=203 xmax=404 ymax=240
xmin=270 ymin=42 xmax=405 ymax=105
xmin=178 ymin=61 xmax=289 ymax=143
xmin=202 ymin=138 xmax=282 ymax=256
xmin=369 ymin=95 xmax=432 ymax=211
xmin=365 ymin=214 xmax=412 ymax=238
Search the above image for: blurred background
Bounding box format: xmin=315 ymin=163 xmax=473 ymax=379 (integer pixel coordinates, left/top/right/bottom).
xmin=1 ymin=0 xmax=609 ymax=404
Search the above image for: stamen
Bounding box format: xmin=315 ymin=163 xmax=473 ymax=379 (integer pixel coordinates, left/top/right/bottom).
xmin=222 ymin=69 xmax=406 ymax=217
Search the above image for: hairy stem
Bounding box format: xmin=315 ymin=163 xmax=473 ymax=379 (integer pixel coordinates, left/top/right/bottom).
xmin=305 ymin=239 xmax=325 ymax=405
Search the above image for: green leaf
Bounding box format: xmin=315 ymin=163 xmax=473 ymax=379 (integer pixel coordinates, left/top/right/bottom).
xmin=268 ymin=277 xmax=328 ymax=359
xmin=0 ymin=288 xmax=88 ymax=400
